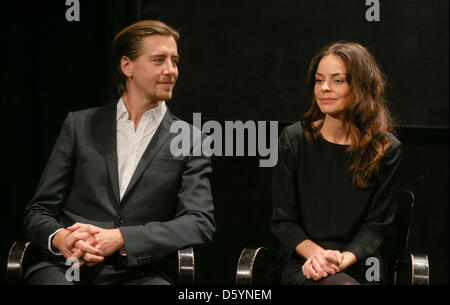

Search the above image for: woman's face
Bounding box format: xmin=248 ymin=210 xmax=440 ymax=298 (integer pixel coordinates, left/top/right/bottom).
xmin=314 ymin=54 xmax=353 ymax=119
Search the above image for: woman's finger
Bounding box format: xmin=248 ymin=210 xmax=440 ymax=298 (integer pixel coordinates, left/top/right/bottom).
xmin=311 ymin=257 xmax=327 ymax=278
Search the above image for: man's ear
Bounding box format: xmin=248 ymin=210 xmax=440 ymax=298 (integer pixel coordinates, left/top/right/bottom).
xmin=120 ymin=56 xmax=133 ymax=78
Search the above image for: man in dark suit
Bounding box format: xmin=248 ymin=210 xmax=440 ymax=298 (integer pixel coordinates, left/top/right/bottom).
xmin=23 ymin=20 xmax=215 ymax=284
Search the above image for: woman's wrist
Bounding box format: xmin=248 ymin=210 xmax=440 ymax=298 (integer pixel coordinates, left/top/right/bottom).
xmin=339 ymin=251 xmax=357 ymax=271
xmin=296 ymin=239 xmax=325 ymax=259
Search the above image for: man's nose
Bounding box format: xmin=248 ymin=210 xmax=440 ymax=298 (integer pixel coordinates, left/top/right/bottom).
xmin=163 ymin=60 xmax=177 ymax=75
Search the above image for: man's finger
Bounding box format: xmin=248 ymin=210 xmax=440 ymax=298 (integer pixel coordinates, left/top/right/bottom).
xmin=74 ymin=240 xmax=103 ymax=256
xmin=68 ymin=224 xmax=100 ymax=235
xmin=69 ymin=249 xmax=85 ymax=264
xmin=72 ymin=231 xmax=90 ymax=240
xmin=87 ymin=226 xmax=101 ymax=234
xmin=66 ymin=231 xmax=90 ymax=247
xmin=67 ymin=222 xmax=85 ymax=231
xmin=83 ymin=252 xmax=104 ymax=264
xmin=65 ymin=232 xmax=87 ymax=249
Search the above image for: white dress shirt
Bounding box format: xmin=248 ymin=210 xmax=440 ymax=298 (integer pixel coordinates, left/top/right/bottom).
xmin=116 ymin=98 xmax=167 ymax=200
xmin=48 ymin=98 xmax=167 ymax=255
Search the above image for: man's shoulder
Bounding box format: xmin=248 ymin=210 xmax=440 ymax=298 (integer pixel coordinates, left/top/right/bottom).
xmin=165 ymin=111 xmax=202 ymax=133
xmin=64 ymin=103 xmax=116 ymax=126
xmin=71 ymin=103 xmax=115 ymax=117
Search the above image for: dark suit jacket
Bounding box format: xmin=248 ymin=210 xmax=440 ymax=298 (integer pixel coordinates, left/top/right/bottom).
xmin=23 ymin=101 xmax=215 ymax=270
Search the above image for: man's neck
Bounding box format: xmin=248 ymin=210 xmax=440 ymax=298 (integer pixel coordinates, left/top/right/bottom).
xmin=122 ymin=92 xmax=162 ymax=130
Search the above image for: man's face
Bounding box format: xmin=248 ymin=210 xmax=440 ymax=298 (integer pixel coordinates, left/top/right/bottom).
xmin=126 ymin=34 xmax=179 ymax=103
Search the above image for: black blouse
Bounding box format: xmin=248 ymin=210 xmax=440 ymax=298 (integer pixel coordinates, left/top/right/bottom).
xmin=271 ymin=122 xmax=403 ymax=265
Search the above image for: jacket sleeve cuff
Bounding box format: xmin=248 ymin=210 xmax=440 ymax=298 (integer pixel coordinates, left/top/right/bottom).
xmin=48 ymin=228 xmax=64 ymax=256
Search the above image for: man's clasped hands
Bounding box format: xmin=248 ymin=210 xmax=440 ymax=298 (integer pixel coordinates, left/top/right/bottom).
xmin=52 ymin=223 xmax=125 ymax=267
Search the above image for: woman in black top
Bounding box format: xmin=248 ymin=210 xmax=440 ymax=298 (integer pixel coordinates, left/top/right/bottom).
xmin=271 ymin=42 xmax=402 ymax=285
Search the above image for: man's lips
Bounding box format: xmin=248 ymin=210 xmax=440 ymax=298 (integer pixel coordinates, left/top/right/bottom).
xmin=158 ymin=82 xmax=174 ymax=88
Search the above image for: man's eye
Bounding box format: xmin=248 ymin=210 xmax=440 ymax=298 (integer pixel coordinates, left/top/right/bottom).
xmin=153 ymin=58 xmax=164 ymax=63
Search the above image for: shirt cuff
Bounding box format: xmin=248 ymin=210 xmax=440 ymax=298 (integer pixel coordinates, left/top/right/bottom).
xmin=48 ymin=228 xmax=64 ymax=256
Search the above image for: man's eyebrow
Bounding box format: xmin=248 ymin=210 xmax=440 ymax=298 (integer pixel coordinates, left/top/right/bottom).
xmin=151 ymin=54 xmax=180 ymax=58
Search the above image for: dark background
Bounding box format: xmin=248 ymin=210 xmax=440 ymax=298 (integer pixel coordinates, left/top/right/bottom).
xmin=1 ymin=0 xmax=448 ymax=284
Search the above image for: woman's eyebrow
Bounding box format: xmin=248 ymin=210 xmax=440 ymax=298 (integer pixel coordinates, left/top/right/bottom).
xmin=315 ymin=72 xmax=346 ymax=76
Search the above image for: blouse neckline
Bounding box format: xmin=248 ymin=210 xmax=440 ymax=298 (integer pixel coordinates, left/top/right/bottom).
xmin=319 ymin=136 xmax=350 ymax=148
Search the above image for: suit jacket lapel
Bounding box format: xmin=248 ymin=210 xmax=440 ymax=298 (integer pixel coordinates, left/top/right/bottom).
xmin=121 ymin=108 xmax=175 ymax=202
xmin=100 ymin=102 xmax=121 ymax=207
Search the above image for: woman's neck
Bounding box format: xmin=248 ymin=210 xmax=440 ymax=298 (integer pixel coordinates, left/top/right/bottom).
xmin=319 ymin=115 xmax=352 ymax=145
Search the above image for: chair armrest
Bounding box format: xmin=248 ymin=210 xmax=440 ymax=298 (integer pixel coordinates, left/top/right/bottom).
xmin=178 ymin=246 xmax=195 ymax=285
xmin=236 ymin=247 xmax=273 ymax=285
xmin=6 ymin=241 xmax=196 ymax=285
xmin=410 ymin=253 xmax=429 ymax=285
xmin=394 ymin=252 xmax=429 ymax=285
xmin=6 ymin=241 xmax=31 ymax=283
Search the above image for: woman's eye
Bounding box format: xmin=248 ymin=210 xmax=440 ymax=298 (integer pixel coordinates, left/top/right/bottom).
xmin=334 ymin=79 xmax=345 ymax=83
xmin=315 ymin=79 xmax=323 ymax=83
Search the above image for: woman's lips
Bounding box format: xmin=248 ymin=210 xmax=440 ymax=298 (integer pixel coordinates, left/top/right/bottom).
xmin=320 ymin=98 xmax=336 ymax=104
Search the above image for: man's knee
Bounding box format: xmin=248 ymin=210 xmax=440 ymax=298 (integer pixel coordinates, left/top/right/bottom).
xmin=26 ymin=266 xmax=76 ymax=285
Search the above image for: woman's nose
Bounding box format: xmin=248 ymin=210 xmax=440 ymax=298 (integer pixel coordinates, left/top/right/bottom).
xmin=321 ymin=81 xmax=331 ymax=91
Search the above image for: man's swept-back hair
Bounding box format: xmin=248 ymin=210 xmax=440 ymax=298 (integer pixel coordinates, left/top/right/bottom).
xmin=302 ymin=41 xmax=394 ymax=188
xmin=112 ymin=20 xmax=180 ymax=96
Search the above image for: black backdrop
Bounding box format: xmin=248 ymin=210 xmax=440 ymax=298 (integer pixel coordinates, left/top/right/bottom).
xmin=142 ymin=0 xmax=449 ymax=127
xmin=1 ymin=0 xmax=448 ymax=285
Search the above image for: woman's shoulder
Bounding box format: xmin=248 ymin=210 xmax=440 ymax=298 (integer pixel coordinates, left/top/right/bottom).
xmin=386 ymin=132 xmax=402 ymax=153
xmin=281 ymin=121 xmax=306 ymax=142
xmin=382 ymin=132 xmax=403 ymax=163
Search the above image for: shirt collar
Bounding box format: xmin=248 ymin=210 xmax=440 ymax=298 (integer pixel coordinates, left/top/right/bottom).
xmin=116 ymin=97 xmax=167 ymax=122
xmin=116 ymin=97 xmax=128 ymax=120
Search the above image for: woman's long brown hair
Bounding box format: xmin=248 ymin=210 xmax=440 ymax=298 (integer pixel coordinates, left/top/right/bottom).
xmin=302 ymin=41 xmax=394 ymax=188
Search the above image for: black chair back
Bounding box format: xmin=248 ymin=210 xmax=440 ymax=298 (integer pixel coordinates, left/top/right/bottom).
xmin=381 ymin=190 xmax=415 ymax=284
